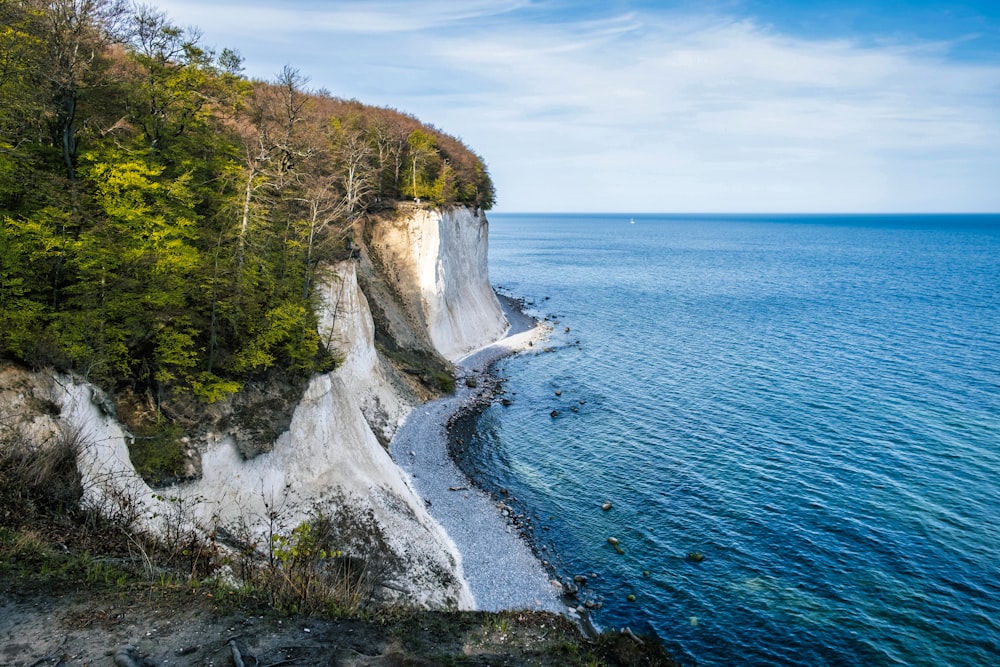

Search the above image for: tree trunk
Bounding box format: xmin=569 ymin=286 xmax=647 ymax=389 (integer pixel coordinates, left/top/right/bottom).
xmin=237 ymin=165 xmax=255 ymax=270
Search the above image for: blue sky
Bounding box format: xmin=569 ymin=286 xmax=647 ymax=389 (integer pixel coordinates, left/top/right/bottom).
xmin=152 ymin=0 xmax=1000 ymax=212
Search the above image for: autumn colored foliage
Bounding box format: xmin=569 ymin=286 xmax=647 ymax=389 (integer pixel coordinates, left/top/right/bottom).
xmin=0 ymin=0 xmax=495 ymax=401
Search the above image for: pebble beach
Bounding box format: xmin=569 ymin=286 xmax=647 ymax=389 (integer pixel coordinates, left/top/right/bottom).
xmin=389 ymin=296 xmax=563 ymax=612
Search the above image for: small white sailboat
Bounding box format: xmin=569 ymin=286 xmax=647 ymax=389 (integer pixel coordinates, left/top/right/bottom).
xmin=630 ymin=217 xmax=635 ymax=224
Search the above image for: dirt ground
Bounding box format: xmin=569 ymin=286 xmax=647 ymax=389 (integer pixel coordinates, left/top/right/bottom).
xmin=0 ymin=582 xmax=644 ymax=667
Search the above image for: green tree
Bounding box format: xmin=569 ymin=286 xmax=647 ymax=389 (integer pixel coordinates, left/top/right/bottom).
xmin=0 ymin=215 xmax=49 ymax=358
xmin=64 ymin=145 xmax=201 ymax=391
xmin=469 ymin=157 xmax=496 ymax=210
xmin=0 ymin=2 xmax=51 ymax=213
xmin=127 ymin=5 xmax=215 ymax=153
xmin=430 ymin=161 xmax=457 ymax=206
xmin=404 ymin=129 xmax=439 ymax=201
xmin=0 ymin=0 xmax=496 ymax=404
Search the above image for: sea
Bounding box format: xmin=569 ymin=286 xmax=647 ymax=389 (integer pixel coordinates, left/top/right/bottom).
xmin=465 ymin=213 xmax=1000 ymax=666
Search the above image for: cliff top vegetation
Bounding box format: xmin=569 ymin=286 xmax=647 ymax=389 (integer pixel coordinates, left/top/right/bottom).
xmin=0 ymin=0 xmax=495 ymax=407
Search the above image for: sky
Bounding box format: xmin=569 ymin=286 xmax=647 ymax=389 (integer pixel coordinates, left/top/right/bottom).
xmin=150 ymin=0 xmax=1000 ymax=213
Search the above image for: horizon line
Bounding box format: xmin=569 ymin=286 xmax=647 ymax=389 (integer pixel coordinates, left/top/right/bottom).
xmin=489 ymin=211 xmax=1000 ymax=216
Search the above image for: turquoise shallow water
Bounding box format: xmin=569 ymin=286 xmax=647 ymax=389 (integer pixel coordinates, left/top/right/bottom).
xmin=469 ymin=214 xmax=1000 ymax=666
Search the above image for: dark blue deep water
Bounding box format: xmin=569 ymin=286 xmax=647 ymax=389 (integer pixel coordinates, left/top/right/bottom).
xmin=473 ymin=214 xmax=1000 ymax=666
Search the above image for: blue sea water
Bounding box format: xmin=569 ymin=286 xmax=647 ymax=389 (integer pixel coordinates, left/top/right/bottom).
xmin=471 ymin=213 xmax=1000 ymax=666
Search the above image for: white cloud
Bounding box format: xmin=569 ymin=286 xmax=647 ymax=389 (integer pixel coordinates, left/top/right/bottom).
xmin=151 ymin=1 xmax=1000 ymax=211
xmin=423 ymin=15 xmax=1000 ymax=211
xmin=157 ymin=0 xmax=532 ymax=34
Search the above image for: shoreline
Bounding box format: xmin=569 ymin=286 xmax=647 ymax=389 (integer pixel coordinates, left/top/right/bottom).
xmin=389 ymin=294 xmax=563 ymax=612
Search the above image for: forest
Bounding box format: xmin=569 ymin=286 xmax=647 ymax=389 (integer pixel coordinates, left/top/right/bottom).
xmin=0 ymin=0 xmax=496 ymax=405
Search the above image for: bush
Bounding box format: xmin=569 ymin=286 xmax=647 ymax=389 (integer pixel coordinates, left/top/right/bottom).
xmin=0 ymin=427 xmax=83 ymax=527
xmin=434 ymin=370 xmax=456 ymax=393
xmin=225 ymin=494 xmax=398 ymax=616
xmin=128 ymin=419 xmax=188 ymax=486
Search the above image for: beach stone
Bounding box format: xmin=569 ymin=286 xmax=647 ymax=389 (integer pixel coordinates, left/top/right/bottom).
xmin=607 ymin=537 xmax=620 ymax=546
xmin=555 ymin=389 xmax=562 ymax=396
xmin=602 ymin=502 xmax=613 ymax=511
xmin=627 ymin=594 xmax=637 ymax=602
xmin=574 ymin=574 xmax=588 ymax=585
xmin=687 ymin=551 xmax=705 ymax=563
xmin=550 ymin=410 xmax=559 ymax=418
xmin=500 ymin=398 xmax=512 ymax=406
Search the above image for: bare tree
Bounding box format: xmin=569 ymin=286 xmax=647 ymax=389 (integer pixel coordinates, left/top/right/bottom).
xmin=328 ymin=115 xmax=375 ymax=216
xmin=39 ymin=0 xmax=130 ymax=180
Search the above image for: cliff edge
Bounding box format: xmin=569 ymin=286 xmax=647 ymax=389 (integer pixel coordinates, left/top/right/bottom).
xmin=0 ymin=205 xmax=510 ymax=610
xmin=363 ymin=205 xmax=508 ymax=362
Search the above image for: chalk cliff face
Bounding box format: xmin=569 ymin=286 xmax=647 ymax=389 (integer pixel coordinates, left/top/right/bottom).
xmin=0 ymin=206 xmax=508 ymax=610
xmin=366 ymin=206 xmax=508 ymax=361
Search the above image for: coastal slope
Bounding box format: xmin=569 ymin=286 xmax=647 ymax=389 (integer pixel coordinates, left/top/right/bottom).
xmin=0 ymin=205 xmax=514 ymax=610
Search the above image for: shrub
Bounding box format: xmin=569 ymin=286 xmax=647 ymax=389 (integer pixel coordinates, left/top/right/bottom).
xmin=0 ymin=427 xmax=83 ymax=527
xmin=225 ymin=494 xmax=398 ymax=616
xmin=128 ymin=418 xmax=188 ymax=486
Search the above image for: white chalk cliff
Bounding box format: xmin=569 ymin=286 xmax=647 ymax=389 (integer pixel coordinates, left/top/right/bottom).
xmin=367 ymin=206 xmax=508 ymax=361
xmin=0 ymin=206 xmax=510 ymax=609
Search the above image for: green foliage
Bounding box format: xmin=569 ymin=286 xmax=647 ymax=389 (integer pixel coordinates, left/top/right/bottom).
xmin=129 ymin=418 xmax=187 ymax=486
xmin=232 ymin=302 xmax=317 ymax=374
xmin=434 ymin=370 xmax=457 ymax=394
xmin=430 ymin=162 xmax=458 ymax=206
xmin=0 ymin=216 xmax=47 ymax=358
xmin=404 ymin=129 xmax=440 ymax=201
xmin=232 ymin=507 xmax=385 ymax=616
xmin=0 ymin=1 xmax=495 ymax=410
xmin=190 ymin=372 xmax=243 ymax=403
